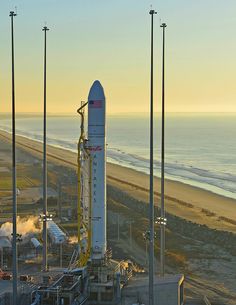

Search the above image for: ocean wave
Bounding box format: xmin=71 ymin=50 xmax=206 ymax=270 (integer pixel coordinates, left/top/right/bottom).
xmin=107 ymin=147 xmax=236 ymax=199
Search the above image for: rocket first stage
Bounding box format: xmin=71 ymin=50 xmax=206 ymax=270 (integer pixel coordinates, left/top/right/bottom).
xmin=88 ymin=80 xmax=107 ymax=260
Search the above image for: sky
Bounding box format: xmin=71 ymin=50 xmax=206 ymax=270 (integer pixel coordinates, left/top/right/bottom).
xmin=1 ymin=0 xmax=236 ymax=114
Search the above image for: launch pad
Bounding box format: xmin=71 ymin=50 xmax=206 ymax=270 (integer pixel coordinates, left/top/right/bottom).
xmin=28 ymin=80 xmax=134 ymax=305
xmin=88 ymin=253 xmax=132 ymax=305
xmin=0 ymin=80 xmax=185 ymax=305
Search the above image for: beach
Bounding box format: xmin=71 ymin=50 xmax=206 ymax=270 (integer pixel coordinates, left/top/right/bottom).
xmin=0 ymin=129 xmax=236 ymax=233
xmin=1 ymin=129 xmax=236 ymax=303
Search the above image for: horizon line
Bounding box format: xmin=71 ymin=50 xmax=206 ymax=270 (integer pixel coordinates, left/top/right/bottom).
xmin=2 ymin=111 xmax=236 ymax=115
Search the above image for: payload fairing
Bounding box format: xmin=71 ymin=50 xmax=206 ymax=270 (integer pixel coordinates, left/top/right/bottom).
xmin=88 ymin=80 xmax=107 ymax=260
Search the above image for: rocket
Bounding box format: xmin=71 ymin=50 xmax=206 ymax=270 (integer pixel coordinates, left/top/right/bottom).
xmin=88 ymin=80 xmax=106 ymax=260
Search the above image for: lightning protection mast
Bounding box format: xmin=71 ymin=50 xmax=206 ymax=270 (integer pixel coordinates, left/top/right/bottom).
xmin=42 ymin=25 xmax=49 ymax=272
xmin=149 ymin=8 xmax=157 ymax=305
xmin=9 ymin=10 xmax=18 ymax=305
xmin=160 ymin=22 xmax=167 ymax=277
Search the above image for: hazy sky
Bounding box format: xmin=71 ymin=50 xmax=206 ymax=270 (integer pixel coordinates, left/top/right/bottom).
xmin=1 ymin=1 xmax=236 ymax=114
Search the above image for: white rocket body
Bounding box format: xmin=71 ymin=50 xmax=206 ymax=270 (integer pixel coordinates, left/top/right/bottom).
xmin=88 ymin=80 xmax=106 ymax=260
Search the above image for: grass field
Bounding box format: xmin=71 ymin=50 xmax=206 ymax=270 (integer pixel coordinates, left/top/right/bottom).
xmin=0 ymin=177 xmax=39 ymax=190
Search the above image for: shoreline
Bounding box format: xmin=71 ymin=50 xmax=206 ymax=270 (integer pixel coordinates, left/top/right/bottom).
xmin=1 ymin=127 xmax=236 ymax=201
xmin=0 ymin=129 xmax=236 ymax=233
xmin=108 ymin=159 xmax=236 ymax=201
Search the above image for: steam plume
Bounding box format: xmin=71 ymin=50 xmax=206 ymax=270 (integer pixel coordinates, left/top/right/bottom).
xmin=0 ymin=216 xmax=41 ymax=239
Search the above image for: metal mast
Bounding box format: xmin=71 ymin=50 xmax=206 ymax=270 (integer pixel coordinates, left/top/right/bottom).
xmin=10 ymin=10 xmax=18 ymax=305
xmin=160 ymin=22 xmax=167 ymax=277
xmin=42 ymin=25 xmax=49 ymax=272
xmin=149 ymin=9 xmax=157 ymax=305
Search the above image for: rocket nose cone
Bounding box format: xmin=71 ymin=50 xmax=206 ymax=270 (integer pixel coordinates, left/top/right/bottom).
xmin=88 ymin=80 xmax=105 ymax=101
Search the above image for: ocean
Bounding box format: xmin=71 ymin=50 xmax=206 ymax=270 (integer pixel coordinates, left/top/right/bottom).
xmin=1 ymin=113 xmax=236 ymax=200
